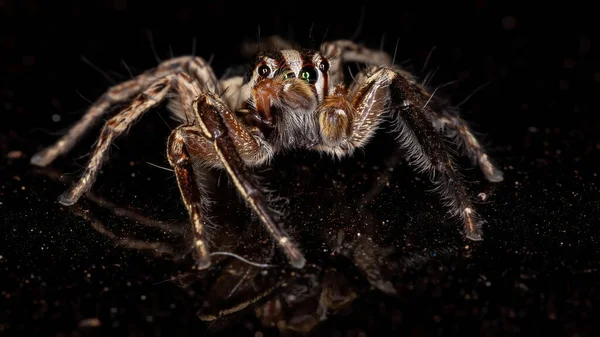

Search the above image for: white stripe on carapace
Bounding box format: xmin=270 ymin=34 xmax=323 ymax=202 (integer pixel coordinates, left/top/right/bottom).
xmin=281 ymin=50 xmax=328 ymax=102
xmin=280 ymin=50 xmax=303 ymax=74
xmin=311 ymin=52 xmax=327 ymax=101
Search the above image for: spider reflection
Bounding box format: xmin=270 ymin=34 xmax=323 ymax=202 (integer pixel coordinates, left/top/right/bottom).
xmin=33 ymin=153 xmax=467 ymax=336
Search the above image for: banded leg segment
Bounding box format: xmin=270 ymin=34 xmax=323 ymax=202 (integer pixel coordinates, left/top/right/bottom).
xmin=395 ymin=103 xmax=482 ymax=240
xmin=433 ymin=114 xmax=504 ymax=182
xmin=193 ymin=93 xmax=306 ymax=268
xmin=57 ymin=76 xmax=173 ymax=206
xmin=47 ymin=57 xmax=218 ymax=206
xmin=30 ymin=83 xmax=135 ymax=167
xmin=30 ymin=56 xmax=218 ymax=167
xmin=167 ymin=126 xmax=213 ymax=269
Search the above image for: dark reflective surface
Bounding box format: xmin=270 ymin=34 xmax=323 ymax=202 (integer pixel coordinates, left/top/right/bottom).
xmin=2 ymin=1 xmax=600 ymax=336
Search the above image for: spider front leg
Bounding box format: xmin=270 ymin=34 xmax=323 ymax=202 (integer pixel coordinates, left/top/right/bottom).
xmin=169 ymin=92 xmax=305 ymax=269
xmin=318 ymin=66 xmax=486 ymax=240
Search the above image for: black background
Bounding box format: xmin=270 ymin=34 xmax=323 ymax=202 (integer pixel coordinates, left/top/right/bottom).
xmin=2 ymin=1 xmax=600 ymax=336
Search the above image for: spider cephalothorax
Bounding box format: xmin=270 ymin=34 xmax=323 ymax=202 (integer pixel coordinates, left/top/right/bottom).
xmin=240 ymin=49 xmax=330 ymax=151
xmin=30 ymin=36 xmax=504 ymax=270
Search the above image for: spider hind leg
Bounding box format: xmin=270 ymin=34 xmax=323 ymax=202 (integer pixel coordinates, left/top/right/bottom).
xmin=388 ymin=72 xmax=485 ymax=240
xmin=433 ymin=113 xmax=504 ymax=182
xmin=336 ymin=66 xmax=488 ymax=240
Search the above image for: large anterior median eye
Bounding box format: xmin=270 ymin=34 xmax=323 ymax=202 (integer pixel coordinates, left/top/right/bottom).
xmin=299 ymin=66 xmax=318 ymax=84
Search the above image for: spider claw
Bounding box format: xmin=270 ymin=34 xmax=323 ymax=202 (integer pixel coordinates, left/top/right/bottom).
xmin=289 ymin=254 xmax=306 ymax=269
xmin=30 ymin=151 xmax=52 ymax=167
xmin=195 ymin=255 xmax=212 ymax=270
xmin=465 ymin=230 xmax=483 ymax=241
xmin=57 ymin=191 xmax=78 ymax=206
xmin=485 ymin=169 xmax=504 ymax=183
xmin=278 ymin=236 xmax=306 ymax=269
xmin=479 ymin=154 xmax=504 ymax=183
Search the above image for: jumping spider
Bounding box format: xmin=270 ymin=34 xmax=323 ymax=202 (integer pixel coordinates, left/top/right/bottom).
xmin=30 ymin=36 xmax=504 ymax=270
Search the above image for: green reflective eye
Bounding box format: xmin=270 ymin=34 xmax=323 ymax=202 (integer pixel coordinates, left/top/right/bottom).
xmin=299 ymin=66 xmax=318 ymax=84
xmin=284 ymin=72 xmax=295 ymax=80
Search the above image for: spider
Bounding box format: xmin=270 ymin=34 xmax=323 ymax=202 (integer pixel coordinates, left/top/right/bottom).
xmin=30 ymin=36 xmax=504 ymax=270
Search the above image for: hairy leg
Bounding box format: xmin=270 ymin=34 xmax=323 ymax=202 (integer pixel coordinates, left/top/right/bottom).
xmin=319 ymin=66 xmax=486 ymax=240
xmin=30 ymin=56 xmax=218 ymax=167
xmin=405 ymin=83 xmax=504 ymax=182
xmin=433 ymin=113 xmax=504 ymax=182
xmin=57 ymin=75 xmax=173 ymax=206
xmin=167 ymin=125 xmax=215 ymax=268
xmin=190 ymin=92 xmax=306 ymax=268
xmin=318 ymin=41 xmax=502 ymax=182
xmin=51 ymin=55 xmax=220 ymax=206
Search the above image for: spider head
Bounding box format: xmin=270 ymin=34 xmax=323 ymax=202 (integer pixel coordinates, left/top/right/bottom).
xmin=240 ymin=49 xmax=331 ymax=146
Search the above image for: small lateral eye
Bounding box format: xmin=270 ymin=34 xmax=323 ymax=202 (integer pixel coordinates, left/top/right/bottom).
xmin=258 ymin=65 xmax=271 ymax=77
xmin=319 ymin=60 xmax=329 ymax=72
xmin=299 ymin=66 xmax=318 ymax=84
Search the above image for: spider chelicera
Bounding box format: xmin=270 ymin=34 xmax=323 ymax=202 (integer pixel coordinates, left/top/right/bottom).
xmin=30 ymin=36 xmax=504 ymax=270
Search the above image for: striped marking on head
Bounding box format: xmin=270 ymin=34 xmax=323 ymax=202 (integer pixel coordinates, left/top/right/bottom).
xmin=245 ymin=49 xmax=331 ymax=103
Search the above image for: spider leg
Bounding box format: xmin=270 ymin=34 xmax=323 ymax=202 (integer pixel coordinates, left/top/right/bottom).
xmin=322 ymin=66 xmax=485 ymax=240
xmin=319 ymin=40 xmax=503 ymax=182
xmin=392 ymin=102 xmax=483 ymax=240
xmin=187 ymin=92 xmax=305 ymax=269
xmin=320 ymin=40 xmax=392 ymax=84
xmin=30 ymin=56 xmax=218 ymax=167
xmin=48 ymin=57 xmax=219 ymax=205
xmin=166 ymin=125 xmax=214 ymax=269
xmin=432 ymin=113 xmax=504 ymax=182
xmin=57 ymin=75 xmax=174 ymax=206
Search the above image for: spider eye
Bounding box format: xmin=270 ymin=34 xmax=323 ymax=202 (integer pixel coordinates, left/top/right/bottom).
xmin=319 ymin=60 xmax=329 ymax=72
xmin=299 ymin=66 xmax=318 ymax=84
xmin=258 ymin=65 xmax=271 ymax=77
xmin=284 ymin=71 xmax=295 ymax=80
